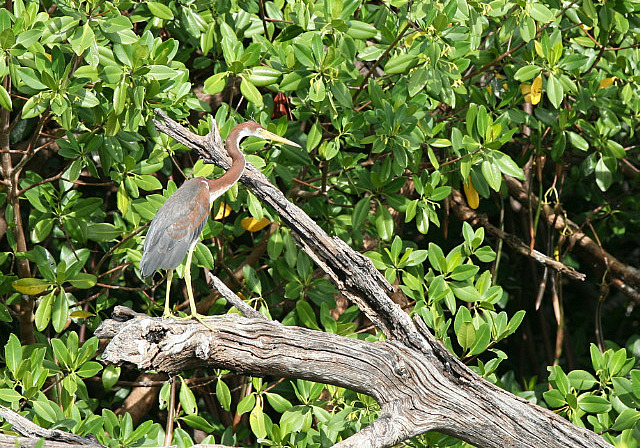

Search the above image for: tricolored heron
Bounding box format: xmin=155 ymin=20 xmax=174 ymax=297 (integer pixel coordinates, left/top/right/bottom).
xmin=140 ymin=121 xmax=300 ymax=323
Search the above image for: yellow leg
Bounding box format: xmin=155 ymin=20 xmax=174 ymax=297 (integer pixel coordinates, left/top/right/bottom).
xmin=183 ymin=246 xmax=216 ymax=331
xmin=163 ymin=270 xmax=173 ymax=318
xmin=183 ymin=246 xmax=198 ymax=318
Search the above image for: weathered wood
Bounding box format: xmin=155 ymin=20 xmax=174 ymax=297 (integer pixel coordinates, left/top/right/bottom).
xmin=0 ymin=432 xmax=233 ymax=448
xmin=96 ymin=308 xmax=609 ymax=448
xmin=94 ymin=111 xmax=614 ymax=448
xmin=0 ymin=405 xmax=103 ymax=447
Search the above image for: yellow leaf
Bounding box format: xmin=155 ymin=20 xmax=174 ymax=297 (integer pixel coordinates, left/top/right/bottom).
xmin=463 ymin=177 xmax=480 ymax=209
xmin=214 ymin=202 xmax=232 ymax=220
xmin=530 ymin=75 xmax=542 ymax=105
xmin=580 ymin=24 xmax=592 ymax=31
xmin=522 ymin=75 xmax=542 ymax=105
xmin=12 ymin=278 xmax=53 ymax=295
xmin=521 ymin=84 xmax=532 ymax=103
xmin=70 ymin=310 xmax=95 ymax=318
xmin=241 ymin=217 xmax=271 ymax=232
xmin=404 ymin=31 xmax=426 ymax=47
xmin=599 ymin=77 xmax=616 ymax=89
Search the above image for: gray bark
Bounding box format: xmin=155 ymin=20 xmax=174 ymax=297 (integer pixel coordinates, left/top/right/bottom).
xmin=94 ymin=111 xmax=611 ymax=448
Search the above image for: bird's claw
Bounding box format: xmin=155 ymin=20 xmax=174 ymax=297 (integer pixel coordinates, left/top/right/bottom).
xmin=181 ymin=313 xmax=218 ymax=332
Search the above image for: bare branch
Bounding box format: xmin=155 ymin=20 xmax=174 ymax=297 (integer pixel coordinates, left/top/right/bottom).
xmin=96 ymin=311 xmax=610 ymax=448
xmin=0 ymin=405 xmax=103 ymax=447
xmin=449 ymin=188 xmax=586 ymax=281
xmin=207 ymin=272 xmax=266 ymax=320
xmin=505 ymin=176 xmax=640 ymax=294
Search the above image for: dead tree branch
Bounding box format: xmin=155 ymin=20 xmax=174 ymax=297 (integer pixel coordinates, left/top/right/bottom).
xmin=93 ymin=111 xmax=611 ymax=448
xmin=504 ymin=176 xmax=640 ymax=294
xmin=449 ymin=188 xmax=586 ymax=281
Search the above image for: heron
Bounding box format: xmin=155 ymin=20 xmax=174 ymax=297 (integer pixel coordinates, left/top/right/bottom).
xmin=140 ymin=121 xmax=300 ymax=324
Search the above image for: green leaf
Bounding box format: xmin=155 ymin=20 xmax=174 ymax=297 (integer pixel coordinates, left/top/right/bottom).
xmin=428 ymin=243 xmax=446 ymax=273
xmin=87 ymin=223 xmax=121 ymax=242
xmin=5 ymin=333 xmax=22 ymax=375
xmin=385 ymin=53 xmax=418 ymax=74
xmin=504 ymin=310 xmax=526 ymax=337
xmin=468 ymin=323 xmax=491 ymax=356
xmin=408 ymin=67 xmax=428 ymax=97
xmin=203 ymin=72 xmax=228 ymax=95
xmin=237 ymin=393 xmax=256 ymax=415
xmin=346 ymin=20 xmax=377 ymax=39
xmin=67 ymin=273 xmax=97 ymax=289
xmin=51 ymin=337 xmax=71 ymax=368
xmin=250 ymin=401 xmax=267 ymax=439
xmin=481 ymin=159 xmax=502 ymax=191
xmin=309 ymin=77 xmax=326 ymax=102
xmin=449 ymin=264 xmax=479 ymax=281
xmin=135 ymin=174 xmax=162 ymax=191
xmin=102 ymin=365 xmax=121 ymax=390
xmin=265 ymin=392 xmax=292 ymax=413
xmin=52 ymin=288 xmax=69 ymax=333
xmin=457 ymin=321 xmax=476 ymax=351
xmin=296 ymin=301 xmax=320 ymax=330
xmin=22 ymin=95 xmax=50 ymax=119
xmin=543 ymin=389 xmax=566 ymax=408
xmin=35 ymin=291 xmax=54 ymax=331
xmin=546 ymin=74 xmax=563 ymax=109
xmin=567 ymin=131 xmax=589 ymax=151
xmin=147 ymin=1 xmax=174 ymax=19
xmin=375 ymin=205 xmax=393 ymax=241
xmin=577 ymin=394 xmax=611 ymax=414
xmin=611 ymin=408 xmax=640 ymax=431
xmin=180 ymin=414 xmax=217 ymax=432
xmin=13 ymin=277 xmax=53 ymax=295
xmin=247 ymin=66 xmax=281 ymax=86
xmin=451 ymin=284 xmax=482 ymax=302
xmin=514 ymin=65 xmax=542 ymax=82
xmin=216 ymin=379 xmax=231 ymax=411
xmin=0 ymin=388 xmax=23 ymax=403
xmin=474 ymin=246 xmax=496 ymax=262
xmin=595 ymin=156 xmax=612 ymax=191
xmin=306 ymin=120 xmax=322 ymax=152
xmin=530 ymin=4 xmax=554 ymax=23
xmin=76 ymin=361 xmax=102 ymax=377
xmin=519 ymin=16 xmax=536 ymax=42
xmin=240 ymin=76 xmax=264 ymax=107
xmin=567 ymin=370 xmax=598 ymax=391
xmin=492 ymin=151 xmax=525 ymax=179
xmin=179 ymin=379 xmax=197 ymax=415
xmin=0 ymin=85 xmax=11 ymax=111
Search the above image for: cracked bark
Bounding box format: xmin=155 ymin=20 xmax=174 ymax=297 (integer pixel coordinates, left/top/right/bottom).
xmin=94 ymin=111 xmax=611 ymax=448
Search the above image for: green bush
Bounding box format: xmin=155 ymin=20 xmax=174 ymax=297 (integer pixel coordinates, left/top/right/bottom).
xmin=1 ymin=0 xmax=639 ymax=446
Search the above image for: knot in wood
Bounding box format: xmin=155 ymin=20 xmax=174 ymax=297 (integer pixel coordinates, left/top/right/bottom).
xmin=144 ymin=327 xmax=168 ymax=344
xmin=393 ymin=360 xmax=408 ymax=377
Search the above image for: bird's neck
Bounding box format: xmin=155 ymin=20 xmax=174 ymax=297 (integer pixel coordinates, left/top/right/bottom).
xmin=206 ymin=127 xmax=247 ymax=204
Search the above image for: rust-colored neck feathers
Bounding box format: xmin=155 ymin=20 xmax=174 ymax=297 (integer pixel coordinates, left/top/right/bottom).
xmin=206 ymin=124 xmax=248 ymax=203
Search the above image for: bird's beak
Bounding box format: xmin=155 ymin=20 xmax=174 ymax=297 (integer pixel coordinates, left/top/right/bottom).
xmin=259 ymin=129 xmax=301 ymax=148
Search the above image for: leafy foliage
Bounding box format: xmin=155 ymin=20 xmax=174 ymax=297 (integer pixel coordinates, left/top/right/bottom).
xmin=0 ymin=0 xmax=639 ymax=446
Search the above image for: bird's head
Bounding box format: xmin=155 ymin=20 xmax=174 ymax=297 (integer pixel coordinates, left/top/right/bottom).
xmin=237 ymin=122 xmax=301 ymax=148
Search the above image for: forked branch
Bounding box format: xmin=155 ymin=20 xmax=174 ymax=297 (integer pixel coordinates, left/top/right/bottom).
xmin=93 ymin=112 xmax=610 ymax=448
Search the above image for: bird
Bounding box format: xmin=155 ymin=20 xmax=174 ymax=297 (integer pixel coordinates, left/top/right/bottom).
xmin=140 ymin=121 xmax=301 ymax=325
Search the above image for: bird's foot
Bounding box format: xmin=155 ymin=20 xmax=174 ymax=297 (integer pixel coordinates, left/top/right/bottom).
xmin=161 ymin=311 xmax=177 ymax=320
xmin=181 ymin=313 xmax=218 ymax=332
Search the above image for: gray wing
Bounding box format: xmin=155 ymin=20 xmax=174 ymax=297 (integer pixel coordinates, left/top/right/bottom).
xmin=140 ymin=178 xmax=211 ymax=277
